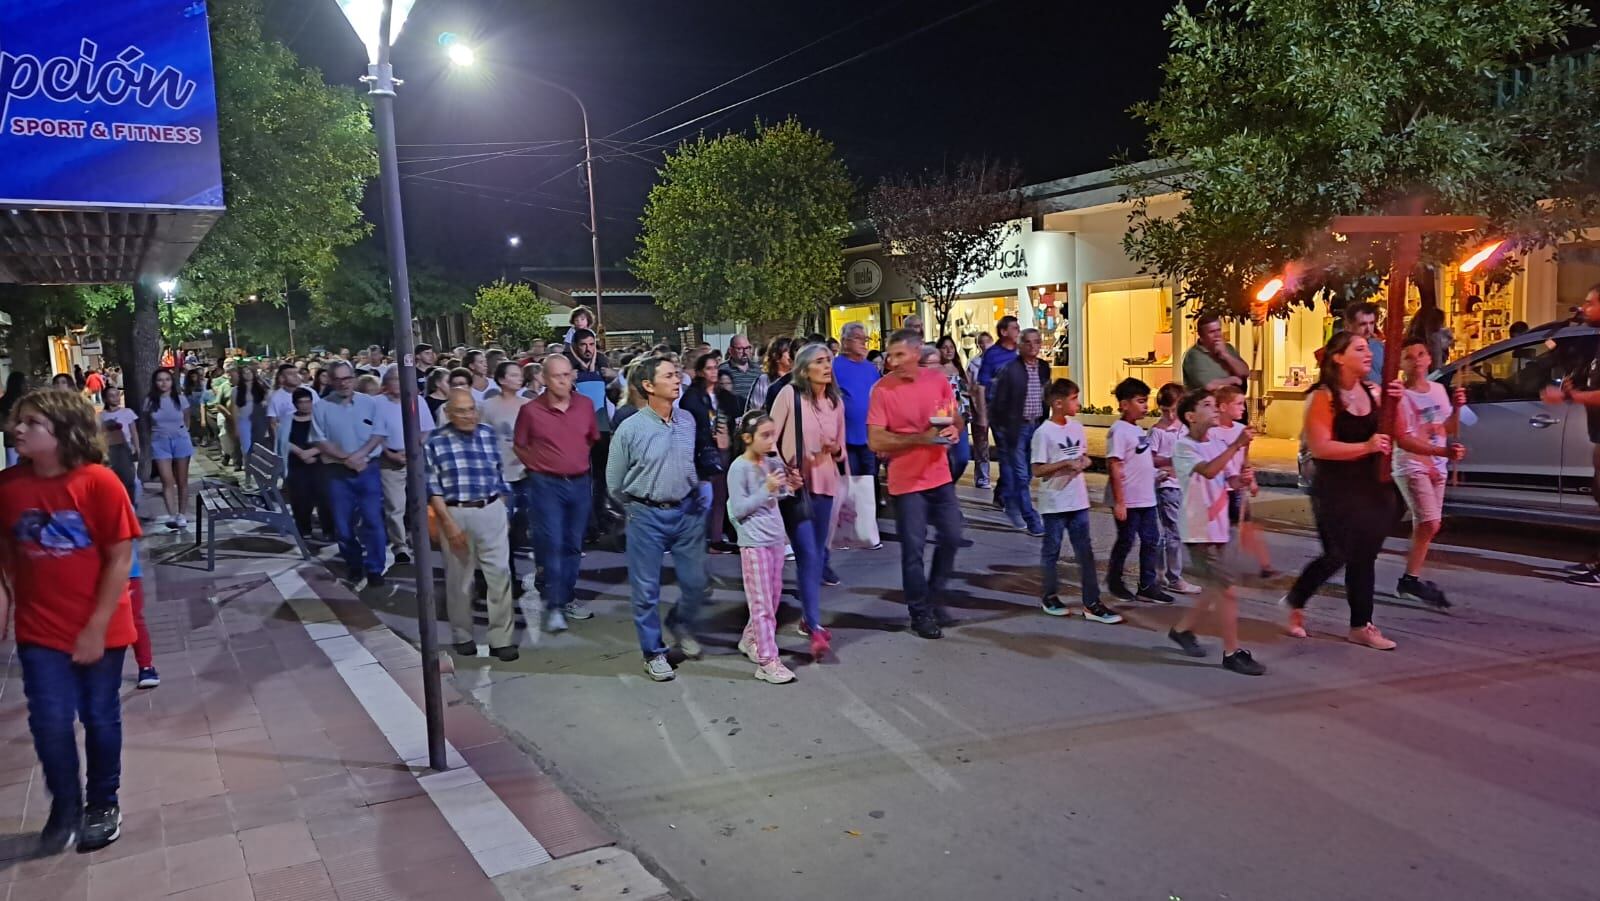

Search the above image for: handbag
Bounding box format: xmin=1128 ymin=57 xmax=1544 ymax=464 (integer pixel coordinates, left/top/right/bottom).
xmin=778 ymin=387 xmax=813 ymax=529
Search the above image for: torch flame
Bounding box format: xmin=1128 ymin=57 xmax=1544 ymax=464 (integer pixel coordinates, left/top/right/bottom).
xmin=1255 ymin=277 xmax=1285 ymax=303
xmin=1459 ymin=240 xmax=1505 ymax=273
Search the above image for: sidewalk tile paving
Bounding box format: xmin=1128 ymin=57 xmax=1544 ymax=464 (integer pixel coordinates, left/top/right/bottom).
xmin=0 ymin=451 xmax=635 ymax=901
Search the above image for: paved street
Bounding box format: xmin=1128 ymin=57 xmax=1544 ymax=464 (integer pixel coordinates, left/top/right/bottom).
xmin=364 ymin=480 xmax=1600 ymax=901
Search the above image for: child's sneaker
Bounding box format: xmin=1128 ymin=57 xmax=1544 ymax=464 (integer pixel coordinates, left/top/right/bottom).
xmin=1040 ymin=594 xmax=1070 ymax=617
xmin=1222 ymin=649 xmax=1266 ymax=676
xmin=1168 ymin=628 xmax=1206 ymax=657
xmin=1080 ymin=601 xmax=1124 ymax=624
xmin=1348 ymin=624 xmax=1397 ymax=650
xmin=1165 ymin=577 xmax=1202 ymax=595
xmin=136 ymin=667 xmax=160 ymax=689
xmin=755 ymin=661 xmax=796 ymax=684
xmin=1396 ymin=574 xmax=1451 ymax=608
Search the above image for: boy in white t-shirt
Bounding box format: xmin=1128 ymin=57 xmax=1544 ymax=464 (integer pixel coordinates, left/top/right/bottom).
xmin=1105 ymin=378 xmax=1175 ymax=603
xmin=1031 ymin=379 xmax=1122 ymax=624
xmin=1393 ymin=337 xmax=1466 ymax=608
xmin=1212 ymin=385 xmax=1274 ymax=577
xmin=1169 ymin=389 xmax=1264 ymax=676
xmin=1149 ymin=382 xmax=1200 ymax=595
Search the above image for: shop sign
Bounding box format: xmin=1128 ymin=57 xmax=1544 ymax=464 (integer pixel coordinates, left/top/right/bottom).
xmin=0 ymin=0 xmax=224 ymax=210
xmin=847 ymin=258 xmax=883 ymax=298
xmin=986 ymin=243 xmax=1028 ymax=281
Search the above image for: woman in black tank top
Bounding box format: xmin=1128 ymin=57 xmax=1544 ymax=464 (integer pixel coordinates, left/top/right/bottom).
xmin=1285 ymin=331 xmax=1399 ymax=650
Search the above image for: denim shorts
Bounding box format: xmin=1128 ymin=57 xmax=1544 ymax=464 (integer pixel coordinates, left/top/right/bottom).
xmin=150 ymin=431 xmax=195 ymax=461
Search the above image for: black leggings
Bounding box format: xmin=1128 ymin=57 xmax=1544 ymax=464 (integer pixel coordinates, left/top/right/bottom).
xmin=1288 ymin=484 xmax=1394 ymax=629
xmin=286 ymin=465 xmax=334 ymax=539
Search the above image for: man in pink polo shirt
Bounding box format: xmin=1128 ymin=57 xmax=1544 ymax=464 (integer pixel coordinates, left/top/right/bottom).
xmin=867 ymin=328 xmax=965 ymax=640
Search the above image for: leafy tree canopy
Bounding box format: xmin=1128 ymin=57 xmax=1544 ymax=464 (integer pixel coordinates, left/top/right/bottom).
xmin=309 ymin=242 xmax=476 ymax=347
xmin=868 ymin=159 xmax=1025 ymax=339
xmin=176 ymin=0 xmax=377 ymax=312
xmin=468 ymin=280 xmax=554 ymax=350
xmin=631 ymin=119 xmax=853 ymax=325
xmin=1122 ymin=0 xmax=1600 ymax=320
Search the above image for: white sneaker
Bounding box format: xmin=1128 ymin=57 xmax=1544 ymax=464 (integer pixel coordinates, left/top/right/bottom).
xmin=676 ymin=632 xmax=703 ymax=659
xmin=1166 ymin=577 xmax=1202 ymax=595
xmin=736 ymin=637 xmax=761 ymax=663
xmin=174 ymin=515 xmax=188 ymax=529
xmin=644 ymin=654 xmax=675 ymax=681
xmin=755 ymin=661 xmax=796 ymax=684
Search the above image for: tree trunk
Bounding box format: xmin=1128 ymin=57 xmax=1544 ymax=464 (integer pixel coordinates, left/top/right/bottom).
xmin=126 ymin=283 xmax=162 ymax=413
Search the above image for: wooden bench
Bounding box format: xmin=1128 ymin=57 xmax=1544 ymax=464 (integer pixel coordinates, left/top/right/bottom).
xmin=193 ymin=443 xmax=312 ymax=571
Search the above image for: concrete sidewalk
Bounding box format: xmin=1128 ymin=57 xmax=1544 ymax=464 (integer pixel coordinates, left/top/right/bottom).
xmin=0 ymin=450 xmax=669 ymax=901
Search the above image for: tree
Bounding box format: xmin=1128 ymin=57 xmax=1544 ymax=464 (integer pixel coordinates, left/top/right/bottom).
xmin=1120 ymin=0 xmax=1600 ymax=322
xmin=632 ymin=119 xmax=853 ymax=326
xmin=308 ymin=243 xmax=475 ymax=348
xmin=467 ymin=280 xmax=554 ymax=349
xmin=113 ymin=0 xmax=377 ymax=410
xmin=867 ymin=159 xmax=1026 ymax=339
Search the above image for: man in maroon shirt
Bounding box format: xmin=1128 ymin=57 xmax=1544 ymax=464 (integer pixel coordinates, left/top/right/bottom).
xmin=514 ymin=354 xmax=600 ymax=631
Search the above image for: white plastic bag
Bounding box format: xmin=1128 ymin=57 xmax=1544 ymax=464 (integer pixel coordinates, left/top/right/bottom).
xmin=832 ymin=474 xmax=881 ymax=550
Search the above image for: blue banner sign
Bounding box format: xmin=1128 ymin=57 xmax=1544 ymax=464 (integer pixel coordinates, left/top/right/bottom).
xmin=0 ymin=0 xmax=223 ymax=210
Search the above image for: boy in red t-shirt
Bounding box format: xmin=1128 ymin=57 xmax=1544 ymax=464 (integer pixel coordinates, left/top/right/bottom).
xmin=0 ymin=390 xmax=140 ymax=855
xmin=866 ymin=329 xmax=964 ymax=639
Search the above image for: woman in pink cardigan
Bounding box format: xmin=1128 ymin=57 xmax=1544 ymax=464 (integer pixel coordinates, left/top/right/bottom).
xmin=770 ymin=341 xmax=847 ymax=660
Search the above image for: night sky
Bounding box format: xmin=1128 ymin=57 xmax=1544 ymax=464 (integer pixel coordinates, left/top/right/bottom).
xmin=266 ymin=0 xmax=1600 ymax=283
xmin=263 ymin=0 xmax=1177 ymax=279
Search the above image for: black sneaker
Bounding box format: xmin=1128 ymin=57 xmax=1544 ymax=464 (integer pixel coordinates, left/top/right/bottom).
xmin=1041 ymin=594 xmax=1070 ymax=616
xmin=1563 ymin=560 xmax=1599 ymax=577
xmin=453 ymin=641 xmax=478 ymax=656
xmin=822 ymin=569 xmax=842 ymax=587
xmin=394 ymin=551 xmax=412 ymax=565
xmin=910 ymin=618 xmax=943 ymax=640
xmin=1222 ymin=649 xmax=1266 ymax=676
xmin=1568 ymin=569 xmax=1600 ymax=587
xmin=1107 ymin=579 xmax=1134 ymax=601
xmin=1396 ymin=575 xmax=1451 ymax=609
xmin=1136 ymin=583 xmax=1175 ymax=604
xmin=490 ymin=645 xmax=520 ymax=662
xmin=1168 ymin=628 xmax=1206 ymax=657
xmin=366 ymin=572 xmax=385 ymax=588
xmin=78 ymin=804 xmax=120 ymax=852
xmin=36 ymin=805 xmax=80 ymax=857
xmin=1080 ymin=601 xmax=1124 ymax=624
xmin=933 ymin=606 xmax=958 ymax=628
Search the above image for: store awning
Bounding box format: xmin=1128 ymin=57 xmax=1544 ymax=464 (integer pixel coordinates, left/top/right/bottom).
xmin=0 ymin=207 xmax=220 ymax=285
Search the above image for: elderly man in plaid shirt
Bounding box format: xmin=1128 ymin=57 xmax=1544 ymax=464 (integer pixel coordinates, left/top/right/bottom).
xmin=426 ymin=389 xmax=520 ymax=662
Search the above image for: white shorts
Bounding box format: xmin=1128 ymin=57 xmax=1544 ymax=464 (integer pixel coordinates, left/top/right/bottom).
xmin=1397 ymin=468 xmax=1446 ymax=525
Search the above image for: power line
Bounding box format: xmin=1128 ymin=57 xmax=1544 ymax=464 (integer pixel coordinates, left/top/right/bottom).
xmin=597 ymin=0 xmax=913 ymax=142
xmin=632 ymin=0 xmax=1005 ymax=147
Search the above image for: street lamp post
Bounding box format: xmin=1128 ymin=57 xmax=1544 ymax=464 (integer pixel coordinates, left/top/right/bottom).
xmin=335 ymin=0 xmax=447 ymax=771
xmin=446 ymin=46 xmax=603 ymax=334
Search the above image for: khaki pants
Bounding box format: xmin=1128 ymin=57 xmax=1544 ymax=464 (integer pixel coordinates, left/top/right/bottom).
xmin=380 ymin=466 xmax=410 ymax=555
xmin=441 ymin=499 xmax=517 ymax=648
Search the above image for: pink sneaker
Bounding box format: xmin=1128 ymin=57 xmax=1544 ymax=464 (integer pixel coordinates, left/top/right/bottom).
xmin=1285 ymin=607 xmax=1307 ymax=639
xmin=1348 ymin=624 xmax=1397 ymax=650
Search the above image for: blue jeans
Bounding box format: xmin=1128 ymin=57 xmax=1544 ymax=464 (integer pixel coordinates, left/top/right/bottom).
xmin=19 ymin=644 xmax=127 ymax=812
xmin=1001 ymin=423 xmax=1042 ymax=530
xmin=624 ymin=497 xmax=709 ymax=658
xmin=787 ymin=493 xmax=834 ymax=630
xmin=947 ymin=428 xmax=971 ymax=484
xmin=530 ymin=472 xmax=591 ymax=609
xmin=509 ymin=476 xmax=534 ymax=555
xmin=846 ymin=443 xmax=877 ymax=478
xmin=894 ymin=481 xmax=963 ymax=621
xmin=1157 ymin=485 xmax=1185 ymax=582
xmin=1041 ymin=510 xmax=1099 ymax=604
xmin=325 ymin=464 xmax=386 ymax=575
xmin=1109 ymin=505 xmax=1161 ymax=590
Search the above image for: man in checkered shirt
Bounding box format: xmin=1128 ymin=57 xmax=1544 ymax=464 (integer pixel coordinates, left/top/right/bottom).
xmin=426 ymin=389 xmax=520 ymax=662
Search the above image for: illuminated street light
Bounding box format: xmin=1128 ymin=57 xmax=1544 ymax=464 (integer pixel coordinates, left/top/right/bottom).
xmin=507 ymin=234 xmax=521 ymax=248
xmin=1459 ymin=239 xmax=1506 ymax=273
xmin=158 ymin=279 xmax=177 ymax=295
xmin=446 ymin=41 xmax=476 ymax=67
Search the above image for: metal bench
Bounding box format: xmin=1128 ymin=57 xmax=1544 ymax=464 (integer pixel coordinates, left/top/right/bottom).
xmin=193 ymin=444 xmax=312 ymax=571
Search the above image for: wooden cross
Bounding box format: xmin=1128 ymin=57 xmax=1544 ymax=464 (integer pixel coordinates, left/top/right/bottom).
xmin=1327 ymin=206 xmax=1485 ymax=479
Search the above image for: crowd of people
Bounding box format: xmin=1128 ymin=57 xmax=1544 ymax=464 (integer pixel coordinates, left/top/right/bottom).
xmin=13 ymin=287 xmax=1600 ymax=857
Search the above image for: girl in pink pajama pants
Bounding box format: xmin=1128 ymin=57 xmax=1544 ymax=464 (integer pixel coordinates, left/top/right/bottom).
xmin=727 ymin=411 xmax=799 ymax=684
